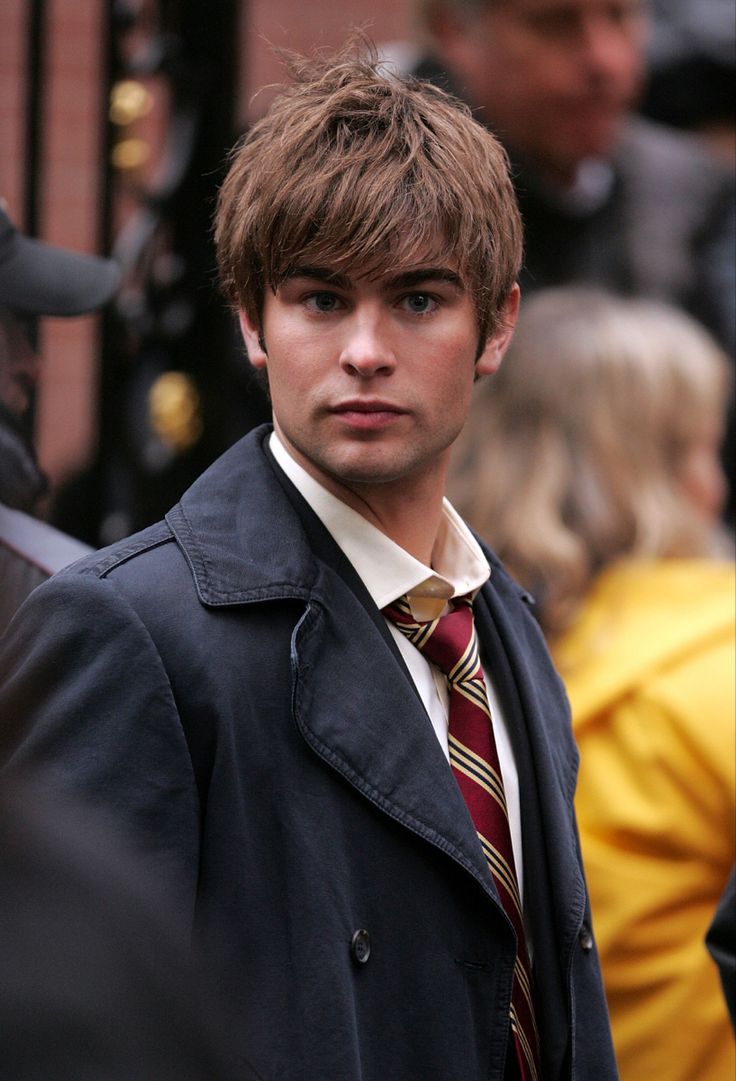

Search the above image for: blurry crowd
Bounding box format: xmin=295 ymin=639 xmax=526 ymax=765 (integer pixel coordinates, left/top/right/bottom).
xmin=0 ymin=1 xmax=734 ymax=1079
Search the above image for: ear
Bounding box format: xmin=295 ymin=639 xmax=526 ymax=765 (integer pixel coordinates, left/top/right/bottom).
xmin=238 ymin=309 xmax=268 ymax=368
xmin=475 ymin=285 xmax=520 ymax=378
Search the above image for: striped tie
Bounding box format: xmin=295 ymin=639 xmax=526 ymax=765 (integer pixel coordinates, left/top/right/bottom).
xmin=383 ymin=593 xmax=540 ymax=1081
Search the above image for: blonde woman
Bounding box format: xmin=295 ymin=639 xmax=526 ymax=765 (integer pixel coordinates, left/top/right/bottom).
xmin=450 ymin=288 xmax=735 ymax=1081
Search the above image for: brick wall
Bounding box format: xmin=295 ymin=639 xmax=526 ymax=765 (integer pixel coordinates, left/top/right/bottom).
xmin=240 ymin=0 xmax=416 ymax=124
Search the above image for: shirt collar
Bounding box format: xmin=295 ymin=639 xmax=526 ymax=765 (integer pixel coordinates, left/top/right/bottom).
xmin=269 ymin=431 xmax=490 ymax=618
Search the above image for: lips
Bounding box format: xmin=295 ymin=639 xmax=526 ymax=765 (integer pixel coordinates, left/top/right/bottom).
xmin=332 ymin=399 xmax=405 ymax=415
xmin=330 ymin=400 xmax=407 ymax=430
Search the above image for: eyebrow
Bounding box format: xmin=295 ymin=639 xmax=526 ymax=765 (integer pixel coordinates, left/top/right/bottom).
xmin=281 ymin=267 xmax=352 ymax=289
xmin=385 ymin=268 xmax=464 ymax=291
xmin=281 ymin=266 xmax=464 ymax=291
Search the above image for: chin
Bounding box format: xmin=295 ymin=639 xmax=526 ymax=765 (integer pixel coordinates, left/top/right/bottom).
xmin=327 ymin=451 xmax=417 ymax=488
xmin=333 ymin=465 xmax=406 ymax=487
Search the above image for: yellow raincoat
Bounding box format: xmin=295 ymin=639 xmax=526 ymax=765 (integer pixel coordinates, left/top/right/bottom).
xmin=555 ymin=560 xmax=735 ymax=1081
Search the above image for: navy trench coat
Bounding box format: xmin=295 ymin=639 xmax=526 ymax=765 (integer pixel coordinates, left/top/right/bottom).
xmin=0 ymin=426 xmax=617 ymax=1081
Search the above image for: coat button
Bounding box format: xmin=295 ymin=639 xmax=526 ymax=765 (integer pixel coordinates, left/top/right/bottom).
xmin=351 ymin=929 xmax=371 ymax=965
xmin=579 ymin=925 xmax=594 ymax=952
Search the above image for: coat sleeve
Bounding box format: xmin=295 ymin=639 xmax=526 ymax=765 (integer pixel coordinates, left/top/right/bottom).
xmin=0 ymin=571 xmax=201 ymax=922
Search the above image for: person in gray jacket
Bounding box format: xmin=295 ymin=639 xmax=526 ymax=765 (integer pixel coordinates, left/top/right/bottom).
xmin=409 ymin=0 xmax=735 ymax=520
xmin=0 ymin=203 xmax=119 ymax=634
xmin=411 ymin=0 xmax=734 ymax=345
xmin=0 ymin=45 xmax=617 ymax=1081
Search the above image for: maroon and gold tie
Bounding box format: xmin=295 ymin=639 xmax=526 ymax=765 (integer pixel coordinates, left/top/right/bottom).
xmin=383 ymin=593 xmax=540 ymax=1081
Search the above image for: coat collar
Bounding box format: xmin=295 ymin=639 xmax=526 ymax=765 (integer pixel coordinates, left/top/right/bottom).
xmin=165 ymin=425 xmax=320 ymax=607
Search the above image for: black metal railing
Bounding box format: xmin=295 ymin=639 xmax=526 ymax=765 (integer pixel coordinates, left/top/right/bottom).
xmin=52 ymin=0 xmax=269 ymax=545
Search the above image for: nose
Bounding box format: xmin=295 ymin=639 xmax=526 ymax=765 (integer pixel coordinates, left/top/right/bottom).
xmin=339 ymin=309 xmax=396 ymax=379
xmin=580 ymin=11 xmax=643 ymax=87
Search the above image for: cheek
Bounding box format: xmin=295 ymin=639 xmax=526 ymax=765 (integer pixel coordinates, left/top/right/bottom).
xmin=679 ymin=445 xmax=727 ymax=521
xmin=434 ymin=361 xmax=475 ymax=421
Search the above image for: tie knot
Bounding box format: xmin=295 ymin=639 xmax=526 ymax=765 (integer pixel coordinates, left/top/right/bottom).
xmin=383 ymin=594 xmax=480 ymax=684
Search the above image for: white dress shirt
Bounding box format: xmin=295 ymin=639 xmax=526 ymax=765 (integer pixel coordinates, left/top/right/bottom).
xmin=269 ymin=432 xmax=525 ymax=903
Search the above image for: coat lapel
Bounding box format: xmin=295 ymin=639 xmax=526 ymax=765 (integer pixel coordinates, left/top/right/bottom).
xmin=291 ymin=564 xmax=507 ymax=907
xmin=262 ymin=439 xmax=504 ymax=909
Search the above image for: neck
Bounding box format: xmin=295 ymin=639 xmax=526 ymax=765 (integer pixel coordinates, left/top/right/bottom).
xmin=272 ymin=424 xmax=450 ymax=565
xmin=337 ymin=474 xmax=447 ymax=566
xmin=309 ymin=461 xmax=448 ymax=566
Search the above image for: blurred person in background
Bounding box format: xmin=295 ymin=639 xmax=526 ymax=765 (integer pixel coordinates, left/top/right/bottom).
xmin=450 ymin=287 xmax=735 ymax=1081
xmin=0 ymin=203 xmax=120 ymax=634
xmin=410 ymin=0 xmax=735 ymax=353
xmin=640 ymin=0 xmax=736 ymax=514
xmin=0 ymin=776 xmax=229 ymax=1081
xmin=642 ymin=0 xmax=736 ymax=170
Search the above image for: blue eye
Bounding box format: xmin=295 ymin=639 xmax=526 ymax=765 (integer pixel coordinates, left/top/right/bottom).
xmin=305 ymin=292 xmax=340 ymax=312
xmin=402 ymin=293 xmax=437 ymax=315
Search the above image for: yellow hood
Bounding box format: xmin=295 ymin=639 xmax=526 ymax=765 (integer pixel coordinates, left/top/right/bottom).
xmin=553 ymin=559 xmax=735 ymax=730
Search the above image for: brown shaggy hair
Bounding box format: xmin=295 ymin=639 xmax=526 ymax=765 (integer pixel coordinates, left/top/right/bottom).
xmin=215 ymin=40 xmax=522 ymax=347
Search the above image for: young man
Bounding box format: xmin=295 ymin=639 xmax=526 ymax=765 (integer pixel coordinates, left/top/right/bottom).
xmin=0 ymin=47 xmax=616 ymax=1081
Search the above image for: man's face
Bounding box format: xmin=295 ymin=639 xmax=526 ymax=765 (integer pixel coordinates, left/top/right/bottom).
xmin=240 ymin=259 xmax=517 ymax=506
xmin=437 ymin=0 xmax=647 ymax=182
xmin=0 ymin=307 xmax=40 ymax=419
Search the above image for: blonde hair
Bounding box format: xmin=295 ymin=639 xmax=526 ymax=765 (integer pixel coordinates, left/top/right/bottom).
xmin=215 ymin=39 xmax=521 ymax=347
xmin=449 ymin=288 xmax=731 ymax=635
